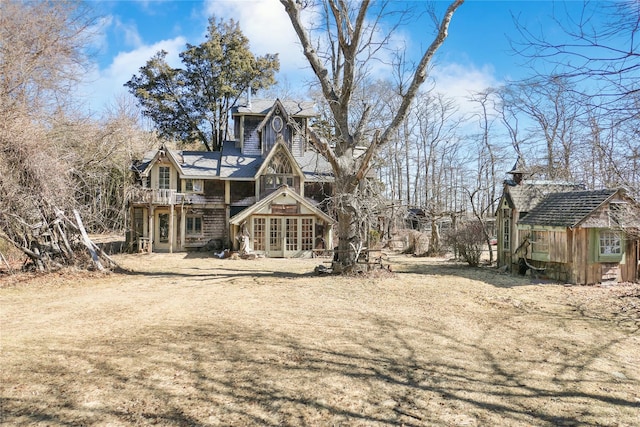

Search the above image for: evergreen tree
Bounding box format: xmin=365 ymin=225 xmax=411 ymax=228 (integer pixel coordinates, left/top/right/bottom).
xmin=126 ymin=17 xmax=279 ymax=151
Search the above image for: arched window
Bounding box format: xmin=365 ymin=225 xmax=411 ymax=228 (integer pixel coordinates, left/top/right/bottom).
xmin=264 ymin=150 xmax=295 ymax=190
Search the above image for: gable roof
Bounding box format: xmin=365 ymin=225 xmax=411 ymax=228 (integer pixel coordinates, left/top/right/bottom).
xmin=504 ymin=181 xmax=585 ymax=213
xmin=256 ymin=99 xmax=302 ymax=134
xmin=232 ymin=98 xmax=316 ymax=117
xmin=136 ymin=143 xmax=333 ymax=182
xmin=229 ymin=185 xmax=334 ymax=226
xmin=518 ymin=189 xmax=619 ymax=227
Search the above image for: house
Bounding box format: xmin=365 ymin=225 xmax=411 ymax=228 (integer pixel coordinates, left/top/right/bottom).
xmin=497 ymin=164 xmax=640 ymax=283
xmin=128 ymin=99 xmax=335 ymax=257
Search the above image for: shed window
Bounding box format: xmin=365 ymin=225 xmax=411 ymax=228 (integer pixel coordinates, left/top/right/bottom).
xmin=253 ymin=218 xmax=266 ymax=251
xmin=502 ymin=209 xmax=510 ymax=250
xmin=301 ymin=218 xmax=314 ymax=250
xmin=286 ymin=218 xmax=298 ymax=251
xmin=531 ymin=231 xmax=549 ymax=253
xmin=599 ymin=231 xmax=621 ymax=256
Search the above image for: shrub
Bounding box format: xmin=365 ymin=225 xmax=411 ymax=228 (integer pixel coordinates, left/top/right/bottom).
xmin=448 ymin=221 xmax=485 ymax=267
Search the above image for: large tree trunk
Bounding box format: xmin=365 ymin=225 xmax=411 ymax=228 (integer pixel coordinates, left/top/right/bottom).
xmin=281 ymin=0 xmax=464 ymax=274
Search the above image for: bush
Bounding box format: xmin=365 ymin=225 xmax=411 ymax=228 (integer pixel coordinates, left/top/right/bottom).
xmin=447 ymin=221 xmax=485 ymax=267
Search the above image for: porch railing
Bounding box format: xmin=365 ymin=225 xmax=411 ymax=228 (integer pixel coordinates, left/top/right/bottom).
xmin=131 ymin=188 xmax=184 ymax=205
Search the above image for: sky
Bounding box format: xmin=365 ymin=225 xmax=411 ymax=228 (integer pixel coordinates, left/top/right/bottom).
xmin=83 ymin=0 xmax=600 ymax=117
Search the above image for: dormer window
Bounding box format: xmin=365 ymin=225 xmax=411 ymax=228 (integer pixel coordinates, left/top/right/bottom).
xmin=159 ymin=166 xmax=170 ymax=189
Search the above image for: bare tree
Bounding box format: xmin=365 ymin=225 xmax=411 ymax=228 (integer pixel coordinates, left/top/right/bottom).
xmin=501 ymin=77 xmax=584 ymax=180
xmin=0 ymin=1 xmax=116 ymax=271
xmin=281 ymin=0 xmax=464 ymax=271
xmin=512 ymin=1 xmax=639 ymax=124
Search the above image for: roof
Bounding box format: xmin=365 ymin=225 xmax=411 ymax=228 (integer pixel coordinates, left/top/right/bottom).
xmin=232 ymin=98 xmax=316 ymax=117
xmin=137 ymin=143 xmax=333 ymax=182
xmin=218 ymin=144 xmax=262 ymax=179
xmin=505 ymin=181 xmax=584 ymax=213
xmin=518 ymin=189 xmax=619 ymax=227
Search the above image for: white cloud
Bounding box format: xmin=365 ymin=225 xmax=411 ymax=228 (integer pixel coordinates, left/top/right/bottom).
xmin=429 ymin=62 xmax=499 ymax=118
xmin=81 ymin=37 xmax=187 ymax=115
xmin=114 ymin=18 xmax=143 ymax=48
xmin=203 ymin=0 xmax=313 ymax=83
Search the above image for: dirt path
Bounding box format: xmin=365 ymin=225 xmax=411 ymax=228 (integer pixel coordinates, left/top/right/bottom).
xmin=1 ymin=253 xmax=639 ymax=426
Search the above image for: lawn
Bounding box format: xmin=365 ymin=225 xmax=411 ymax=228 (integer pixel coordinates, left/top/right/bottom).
xmin=1 ymin=253 xmax=639 ymax=426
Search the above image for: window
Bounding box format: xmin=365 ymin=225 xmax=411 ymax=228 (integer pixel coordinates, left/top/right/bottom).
xmin=253 ymin=218 xmax=266 ymax=251
xmin=301 ymin=218 xmax=314 ymax=250
xmin=159 ymin=166 xmax=170 ymax=189
xmin=531 ymin=230 xmax=549 ymax=253
xmin=185 ymin=179 xmax=203 ymax=193
xmin=286 ymin=218 xmax=298 ymax=251
xmin=264 ymin=150 xmax=295 ymax=191
xmin=502 ymin=209 xmax=510 ymax=250
xmin=599 ymin=230 xmax=621 ymax=256
xmin=186 ymin=216 xmax=202 ymax=236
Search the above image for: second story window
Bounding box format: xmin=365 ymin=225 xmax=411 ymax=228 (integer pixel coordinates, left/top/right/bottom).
xmin=185 ymin=179 xmax=203 ymax=193
xmin=159 ymin=166 xmax=170 ymax=189
xmin=264 ymin=150 xmax=295 ymax=191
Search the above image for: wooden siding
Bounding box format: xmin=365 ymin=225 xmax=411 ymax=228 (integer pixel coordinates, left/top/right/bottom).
xmin=291 ymin=118 xmax=305 ymax=156
xmin=242 ymin=117 xmax=261 ymax=155
xmin=182 ymin=208 xmax=226 ymax=248
xmin=548 ymin=230 xmax=568 ymax=263
xmin=204 ymin=180 xmax=224 ymax=203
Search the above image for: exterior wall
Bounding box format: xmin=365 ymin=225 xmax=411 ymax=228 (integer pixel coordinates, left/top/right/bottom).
xmin=242 ymin=117 xmax=261 ymax=155
xmin=183 ymin=207 xmax=226 ymax=249
xmin=261 ymin=115 xmax=292 ymax=153
xmin=291 ymin=118 xmax=306 ymax=157
xmin=150 ymin=160 xmax=178 ymax=190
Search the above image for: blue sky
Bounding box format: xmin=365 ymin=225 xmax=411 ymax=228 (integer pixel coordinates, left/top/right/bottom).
xmin=84 ymin=0 xmax=599 ymax=116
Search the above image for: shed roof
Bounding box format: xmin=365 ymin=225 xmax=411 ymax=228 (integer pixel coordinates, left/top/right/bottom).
xmin=518 ymin=189 xmax=618 ymax=227
xmin=505 ymin=181 xmax=584 ymax=213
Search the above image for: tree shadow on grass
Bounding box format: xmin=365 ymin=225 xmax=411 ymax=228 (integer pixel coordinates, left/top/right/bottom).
xmin=391 ymin=255 xmax=558 ymax=288
xmin=3 ymin=315 xmax=638 ymax=426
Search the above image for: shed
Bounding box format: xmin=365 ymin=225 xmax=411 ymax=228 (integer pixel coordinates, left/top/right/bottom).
xmin=516 ymin=189 xmax=640 ymax=284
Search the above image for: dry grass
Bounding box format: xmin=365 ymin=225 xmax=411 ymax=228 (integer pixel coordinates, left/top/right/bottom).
xmin=1 ymin=253 xmax=639 ymax=426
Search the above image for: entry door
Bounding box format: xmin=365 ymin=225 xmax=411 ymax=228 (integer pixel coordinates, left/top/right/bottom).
xmin=269 ymin=218 xmax=283 ymax=257
xmin=155 ymin=210 xmax=170 ymax=251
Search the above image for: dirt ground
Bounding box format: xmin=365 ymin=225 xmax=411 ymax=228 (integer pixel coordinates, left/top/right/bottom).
xmin=1 ymin=252 xmax=639 ymax=426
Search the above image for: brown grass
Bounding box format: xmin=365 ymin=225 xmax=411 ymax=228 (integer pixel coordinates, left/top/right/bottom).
xmin=1 ymin=253 xmax=639 ymax=426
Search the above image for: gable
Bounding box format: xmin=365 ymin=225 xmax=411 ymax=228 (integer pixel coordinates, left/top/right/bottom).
xmin=229 ymin=185 xmax=334 ymax=226
xmin=256 ymin=141 xmax=304 ymax=180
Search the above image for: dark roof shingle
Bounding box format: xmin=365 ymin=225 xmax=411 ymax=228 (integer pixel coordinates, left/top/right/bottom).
xmin=518 ymin=189 xmax=618 ymax=227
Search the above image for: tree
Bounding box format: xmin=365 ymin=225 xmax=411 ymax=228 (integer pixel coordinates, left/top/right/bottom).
xmin=0 ymin=1 xmax=116 ymax=271
xmin=512 ymin=1 xmax=639 ymax=125
xmin=281 ymin=0 xmax=464 ymax=271
xmin=125 ymin=17 xmax=280 ymax=151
